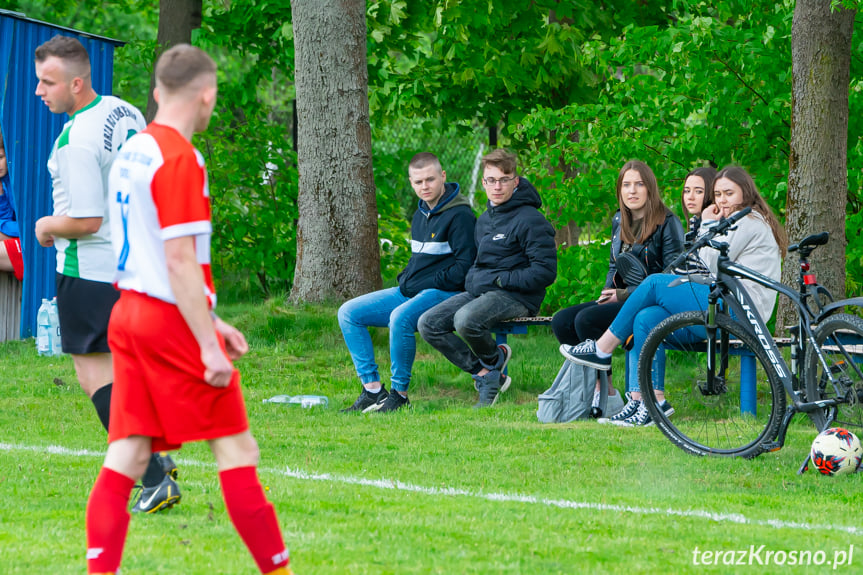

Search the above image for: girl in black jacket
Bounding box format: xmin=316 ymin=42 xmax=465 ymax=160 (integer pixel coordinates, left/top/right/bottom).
xmin=551 ymin=160 xmax=684 ymax=414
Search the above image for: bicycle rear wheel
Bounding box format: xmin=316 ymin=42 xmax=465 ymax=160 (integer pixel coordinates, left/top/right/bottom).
xmin=638 ymin=311 xmax=786 ymax=458
xmin=805 ymin=314 xmax=863 ymax=431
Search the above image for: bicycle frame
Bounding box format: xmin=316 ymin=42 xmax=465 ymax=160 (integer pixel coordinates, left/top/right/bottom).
xmin=712 ymin=256 xmax=808 ymax=403
xmin=688 ymin=248 xmax=863 ymax=460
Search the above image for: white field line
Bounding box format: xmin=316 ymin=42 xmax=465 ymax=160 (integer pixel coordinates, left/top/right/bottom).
xmin=3 ymin=441 xmax=862 ymax=537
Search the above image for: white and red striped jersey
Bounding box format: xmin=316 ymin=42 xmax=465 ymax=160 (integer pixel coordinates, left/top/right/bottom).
xmin=108 ymin=123 xmax=217 ymax=308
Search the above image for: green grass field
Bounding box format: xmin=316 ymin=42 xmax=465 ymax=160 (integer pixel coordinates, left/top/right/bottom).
xmin=1 ymin=299 xmax=861 ymax=574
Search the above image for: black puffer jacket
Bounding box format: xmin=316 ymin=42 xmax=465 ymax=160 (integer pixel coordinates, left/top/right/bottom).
xmin=398 ymin=183 xmax=477 ymax=297
xmin=465 ymin=178 xmax=557 ymax=314
xmin=605 ymin=209 xmax=685 ymax=289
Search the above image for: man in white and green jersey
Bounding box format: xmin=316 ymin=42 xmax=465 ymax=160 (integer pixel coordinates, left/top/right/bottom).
xmin=34 ymin=35 xmax=181 ymax=514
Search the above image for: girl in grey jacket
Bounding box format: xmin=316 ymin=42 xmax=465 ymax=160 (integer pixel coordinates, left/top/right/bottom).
xmin=561 ymin=165 xmax=787 ymax=427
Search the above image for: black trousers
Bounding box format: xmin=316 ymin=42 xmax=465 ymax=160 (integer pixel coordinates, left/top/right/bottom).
xmin=551 ymin=300 xmax=624 ymax=345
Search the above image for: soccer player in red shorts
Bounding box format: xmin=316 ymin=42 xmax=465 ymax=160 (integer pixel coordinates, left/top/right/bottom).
xmin=84 ymin=45 xmax=292 ymax=574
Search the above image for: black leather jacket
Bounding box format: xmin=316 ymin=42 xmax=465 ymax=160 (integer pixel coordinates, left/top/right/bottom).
xmin=605 ymin=209 xmax=685 ymax=290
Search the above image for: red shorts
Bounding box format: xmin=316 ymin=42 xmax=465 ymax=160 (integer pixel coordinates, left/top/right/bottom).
xmin=4 ymin=238 xmax=22 ymax=280
xmin=107 ymin=290 xmax=249 ymax=451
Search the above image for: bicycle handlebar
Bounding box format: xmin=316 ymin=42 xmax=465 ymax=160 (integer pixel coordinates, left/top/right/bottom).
xmin=664 ymin=207 xmax=752 ymax=272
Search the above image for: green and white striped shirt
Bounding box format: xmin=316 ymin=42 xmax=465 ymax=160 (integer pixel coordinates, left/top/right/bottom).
xmin=47 ymin=95 xmax=145 ymax=282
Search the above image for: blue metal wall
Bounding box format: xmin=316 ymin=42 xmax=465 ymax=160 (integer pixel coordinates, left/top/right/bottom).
xmin=0 ymin=10 xmax=121 ymax=337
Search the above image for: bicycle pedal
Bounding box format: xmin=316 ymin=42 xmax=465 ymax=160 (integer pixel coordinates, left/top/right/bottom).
xmin=760 ymin=441 xmax=781 ymax=453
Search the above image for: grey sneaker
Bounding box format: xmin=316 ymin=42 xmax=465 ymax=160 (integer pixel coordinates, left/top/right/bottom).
xmin=476 ymin=344 xmax=513 ymax=390
xmin=340 ymin=387 xmax=388 ymax=413
xmin=472 ymin=369 xmax=504 ymax=408
xmin=560 ymin=340 xmax=612 ymax=371
xmin=597 ymin=393 xmax=640 ymax=424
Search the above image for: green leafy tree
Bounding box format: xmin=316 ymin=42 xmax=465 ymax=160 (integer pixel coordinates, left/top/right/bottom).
xmin=513 ymin=2 xmax=801 ymax=310
xmin=197 ymin=0 xmax=299 ymax=297
xmin=10 ymin=0 xmax=863 ymax=312
xmin=365 ymin=0 xmax=668 ymax=125
xmin=145 ymin=0 xmax=203 ymax=121
xmin=4 ymin=0 xmax=158 ymax=113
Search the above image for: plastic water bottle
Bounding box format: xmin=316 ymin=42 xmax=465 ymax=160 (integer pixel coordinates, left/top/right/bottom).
xmin=36 ymin=299 xmax=52 ymax=356
xmin=262 ymin=394 xmax=329 ymax=408
xmin=48 ymin=297 xmax=63 ymax=356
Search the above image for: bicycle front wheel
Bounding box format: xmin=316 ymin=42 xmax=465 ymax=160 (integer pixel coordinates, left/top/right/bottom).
xmin=638 ymin=311 xmax=786 ymax=458
xmin=805 ymin=313 xmax=863 ymax=431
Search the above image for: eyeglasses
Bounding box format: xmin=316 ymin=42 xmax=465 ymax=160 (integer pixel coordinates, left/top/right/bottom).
xmin=483 ymin=176 xmax=516 ymax=186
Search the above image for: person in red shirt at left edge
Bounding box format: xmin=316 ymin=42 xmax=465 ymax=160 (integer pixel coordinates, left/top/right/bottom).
xmin=84 ymin=44 xmax=293 ymax=575
xmin=0 ymin=130 xmax=23 ymax=281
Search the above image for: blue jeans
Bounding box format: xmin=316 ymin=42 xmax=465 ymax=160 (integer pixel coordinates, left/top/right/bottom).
xmin=418 ymin=290 xmax=529 ymax=375
xmin=608 ymin=274 xmax=710 ymax=393
xmin=337 ymin=287 xmax=459 ymax=393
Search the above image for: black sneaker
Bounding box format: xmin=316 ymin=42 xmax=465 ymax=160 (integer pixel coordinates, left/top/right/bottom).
xmin=340 ymin=387 xmax=388 ymax=413
xmin=131 ymin=474 xmax=181 ymax=513
xmin=597 ymin=393 xmax=639 ymax=424
xmin=368 ymin=390 xmax=410 ymax=413
xmin=156 ymin=451 xmax=178 ymax=479
xmin=560 ymin=340 xmax=612 ymax=371
xmin=472 ymin=369 xmax=504 ymax=408
xmin=613 ymin=399 xmax=674 ymax=427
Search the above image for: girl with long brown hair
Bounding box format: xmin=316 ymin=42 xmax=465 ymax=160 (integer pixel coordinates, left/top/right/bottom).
xmin=551 ymin=160 xmax=684 ymax=417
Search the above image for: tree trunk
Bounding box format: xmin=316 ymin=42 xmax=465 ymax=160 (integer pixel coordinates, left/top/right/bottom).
xmin=548 ymin=127 xmax=581 ymax=249
xmin=145 ymin=0 xmax=202 ymax=121
xmin=289 ymin=0 xmax=380 ymax=303
xmin=778 ymin=0 xmax=855 ymax=334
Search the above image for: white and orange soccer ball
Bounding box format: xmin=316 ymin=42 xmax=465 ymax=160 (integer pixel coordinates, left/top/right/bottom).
xmin=810 ymin=427 xmax=863 ymax=476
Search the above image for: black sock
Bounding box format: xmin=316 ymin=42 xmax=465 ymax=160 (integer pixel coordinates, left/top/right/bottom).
xmin=90 ymin=384 xmax=113 ymax=432
xmin=141 ymin=455 xmax=167 ymax=488
xmin=91 ymin=383 xmax=167 ymax=488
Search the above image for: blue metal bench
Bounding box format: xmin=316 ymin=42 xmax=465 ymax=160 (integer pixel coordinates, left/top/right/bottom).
xmin=493 ymin=316 xmax=554 ymax=346
xmin=493 ymin=317 xmax=553 ymax=375
xmin=491 ymin=317 xmax=801 ymax=416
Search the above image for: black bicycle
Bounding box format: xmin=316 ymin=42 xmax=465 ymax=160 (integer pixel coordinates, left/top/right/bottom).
xmin=636 ymin=207 xmax=863 ymax=459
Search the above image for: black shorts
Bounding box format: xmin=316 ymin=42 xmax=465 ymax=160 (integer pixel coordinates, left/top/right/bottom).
xmin=56 ymin=273 xmax=120 ymax=355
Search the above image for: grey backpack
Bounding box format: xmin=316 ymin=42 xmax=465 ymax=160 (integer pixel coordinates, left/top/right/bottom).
xmin=537 ymin=360 xmax=608 ymax=423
